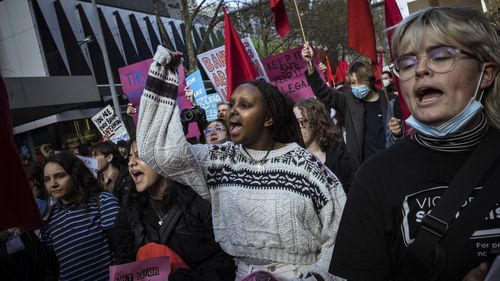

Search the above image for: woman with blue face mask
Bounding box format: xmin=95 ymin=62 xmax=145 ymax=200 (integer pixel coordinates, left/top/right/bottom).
xmin=329 ymin=7 xmax=500 ymax=281
xmin=302 ymin=48 xmax=404 ymax=165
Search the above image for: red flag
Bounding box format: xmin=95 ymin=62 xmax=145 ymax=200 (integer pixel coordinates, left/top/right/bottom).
xmin=0 ymin=77 xmax=43 ymax=230
xmin=384 ymin=0 xmax=403 ymax=60
xmin=269 ymin=0 xmax=290 ymax=38
xmin=383 ymin=0 xmax=411 ymax=130
xmin=324 ymin=57 xmax=335 ymax=87
xmin=224 ymin=7 xmax=258 ymax=100
xmin=334 ymin=60 xmax=349 ymax=84
xmin=348 ymin=0 xmax=377 ymax=63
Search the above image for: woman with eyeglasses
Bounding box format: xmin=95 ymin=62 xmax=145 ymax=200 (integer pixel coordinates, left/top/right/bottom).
xmin=302 ymin=47 xmax=404 ymax=166
xmin=204 ymin=119 xmax=230 ymax=144
xmin=329 ymin=7 xmax=500 ymax=281
xmin=294 ymin=99 xmax=357 ymax=194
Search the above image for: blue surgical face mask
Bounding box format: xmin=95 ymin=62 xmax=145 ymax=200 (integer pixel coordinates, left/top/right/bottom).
xmin=351 ymin=84 xmax=370 ymax=99
xmin=406 ymin=64 xmax=486 ymax=138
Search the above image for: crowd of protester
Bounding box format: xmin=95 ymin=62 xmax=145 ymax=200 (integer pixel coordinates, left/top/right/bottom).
xmin=2 ymin=6 xmax=499 ymax=281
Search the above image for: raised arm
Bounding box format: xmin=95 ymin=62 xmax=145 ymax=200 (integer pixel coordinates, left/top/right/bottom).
xmin=301 ymin=43 xmax=348 ymax=114
xmin=136 ymin=46 xmax=210 ymax=199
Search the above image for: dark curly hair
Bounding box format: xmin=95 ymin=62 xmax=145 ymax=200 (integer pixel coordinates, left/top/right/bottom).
xmin=294 ymin=98 xmax=344 ymax=151
xmin=45 ymin=152 xmax=102 ymax=206
xmin=245 ymin=80 xmax=305 ymax=147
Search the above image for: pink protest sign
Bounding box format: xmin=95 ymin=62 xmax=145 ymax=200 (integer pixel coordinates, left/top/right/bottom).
xmin=119 ymin=59 xmax=153 ymax=125
xmin=109 ymin=256 xmax=171 ymax=281
xmin=262 ymin=46 xmax=323 ymax=101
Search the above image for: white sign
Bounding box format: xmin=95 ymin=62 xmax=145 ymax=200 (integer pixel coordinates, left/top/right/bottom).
xmin=76 ymin=155 xmax=98 ymax=177
xmin=91 ymin=105 xmax=130 ymax=143
xmin=197 ymin=37 xmax=268 ymax=100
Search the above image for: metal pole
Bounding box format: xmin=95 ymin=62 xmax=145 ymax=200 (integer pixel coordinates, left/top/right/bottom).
xmin=91 ymin=0 xmax=122 ymax=120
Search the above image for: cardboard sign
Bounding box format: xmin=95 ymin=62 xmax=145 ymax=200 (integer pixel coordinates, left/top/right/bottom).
xmin=109 ymin=256 xmax=170 ymax=281
xmin=118 ymin=59 xmax=153 ymax=125
xmin=91 ymin=105 xmax=130 ymax=143
xmin=261 ymin=46 xmax=323 ymax=101
xmin=197 ymin=37 xmax=268 ymax=100
xmin=76 ymin=155 xmax=98 ymax=177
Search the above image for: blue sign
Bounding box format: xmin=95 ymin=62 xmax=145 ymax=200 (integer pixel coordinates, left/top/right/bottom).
xmin=196 ymin=93 xmax=223 ymax=122
xmin=186 ymin=70 xmax=207 ymax=100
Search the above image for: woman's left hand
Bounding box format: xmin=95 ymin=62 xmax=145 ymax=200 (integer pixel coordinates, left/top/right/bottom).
xmin=389 ymin=117 xmax=402 ymax=136
xmin=462 ymin=263 xmax=489 ymax=281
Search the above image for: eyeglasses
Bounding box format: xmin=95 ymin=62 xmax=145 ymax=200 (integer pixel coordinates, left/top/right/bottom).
xmin=204 ymin=126 xmax=226 ymax=136
xmin=391 ymin=46 xmax=478 ymax=81
xmin=297 ymin=118 xmax=309 ymax=129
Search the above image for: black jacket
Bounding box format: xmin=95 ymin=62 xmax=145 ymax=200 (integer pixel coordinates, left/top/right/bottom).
xmin=325 ymin=149 xmax=358 ymax=194
xmin=306 ymin=69 xmax=403 ymax=165
xmin=114 ymin=182 xmax=235 ymax=281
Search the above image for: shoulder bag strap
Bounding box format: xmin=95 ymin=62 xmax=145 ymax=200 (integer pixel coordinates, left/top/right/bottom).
xmin=398 ymin=128 xmax=500 ymax=280
xmin=158 ymin=204 xmax=182 ymax=245
xmin=443 ymin=163 xmax=500 ymax=261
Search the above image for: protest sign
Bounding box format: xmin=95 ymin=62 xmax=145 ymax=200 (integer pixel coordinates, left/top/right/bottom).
xmin=196 ymin=93 xmax=223 ymax=122
xmin=197 ymin=37 xmax=268 ymax=100
xmin=119 ymin=59 xmax=153 ymax=125
xmin=186 ymin=70 xmax=207 ymax=100
xmin=186 ymin=70 xmax=221 ymax=122
xmin=262 ymin=46 xmax=323 ymax=101
xmin=76 ymin=155 xmax=98 ymax=177
xmin=109 ymin=256 xmax=170 ymax=281
xmin=91 ymin=105 xmax=130 ymax=143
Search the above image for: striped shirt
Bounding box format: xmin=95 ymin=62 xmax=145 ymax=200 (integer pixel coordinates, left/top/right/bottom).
xmin=42 ymin=192 xmax=120 ymax=281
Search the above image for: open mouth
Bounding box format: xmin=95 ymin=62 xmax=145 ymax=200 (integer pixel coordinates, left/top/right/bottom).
xmin=228 ymin=120 xmax=242 ymax=136
xmin=416 ymin=87 xmax=443 ymax=104
xmin=130 ymin=170 xmax=144 ymax=184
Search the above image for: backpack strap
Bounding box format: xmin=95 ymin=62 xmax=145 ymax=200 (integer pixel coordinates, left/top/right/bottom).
xmin=398 ymin=128 xmax=500 ymax=280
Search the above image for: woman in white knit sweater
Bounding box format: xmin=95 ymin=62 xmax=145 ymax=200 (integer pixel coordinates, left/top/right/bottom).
xmin=136 ymin=46 xmax=346 ymax=281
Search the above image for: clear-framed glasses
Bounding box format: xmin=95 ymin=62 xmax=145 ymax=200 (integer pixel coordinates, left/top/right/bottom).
xmin=391 ymin=46 xmax=478 ymax=81
xmin=297 ymin=118 xmax=309 ymax=129
xmin=204 ymin=125 xmax=226 ymax=136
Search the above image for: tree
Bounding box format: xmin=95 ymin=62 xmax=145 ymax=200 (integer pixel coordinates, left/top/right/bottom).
xmin=484 ymin=0 xmax=500 ymax=27
xmin=179 ymin=0 xmax=225 ymax=73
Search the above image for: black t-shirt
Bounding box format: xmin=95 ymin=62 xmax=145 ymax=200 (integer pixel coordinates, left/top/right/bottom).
xmin=330 ymin=137 xmax=500 ymax=281
xmin=363 ymin=99 xmax=385 ymax=161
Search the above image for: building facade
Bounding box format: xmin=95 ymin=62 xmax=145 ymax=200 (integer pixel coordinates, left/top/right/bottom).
xmin=1 ymin=0 xmax=222 ymax=160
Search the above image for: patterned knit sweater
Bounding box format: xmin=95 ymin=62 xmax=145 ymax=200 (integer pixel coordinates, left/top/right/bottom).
xmin=136 ymin=46 xmax=346 ymax=280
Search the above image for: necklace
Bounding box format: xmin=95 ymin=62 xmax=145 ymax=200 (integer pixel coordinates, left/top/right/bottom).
xmin=242 ymin=144 xmax=274 ymax=171
xmin=148 ymin=194 xmax=168 ymax=226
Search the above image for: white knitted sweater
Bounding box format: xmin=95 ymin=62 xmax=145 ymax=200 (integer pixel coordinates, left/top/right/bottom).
xmin=136 ymin=46 xmax=346 ymax=281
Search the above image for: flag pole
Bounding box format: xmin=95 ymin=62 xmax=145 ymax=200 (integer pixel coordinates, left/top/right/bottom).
xmin=292 ymin=0 xmax=313 ymax=67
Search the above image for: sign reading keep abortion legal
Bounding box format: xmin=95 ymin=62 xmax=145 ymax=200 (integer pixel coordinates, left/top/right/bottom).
xmin=261 ymin=46 xmax=323 ymax=101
